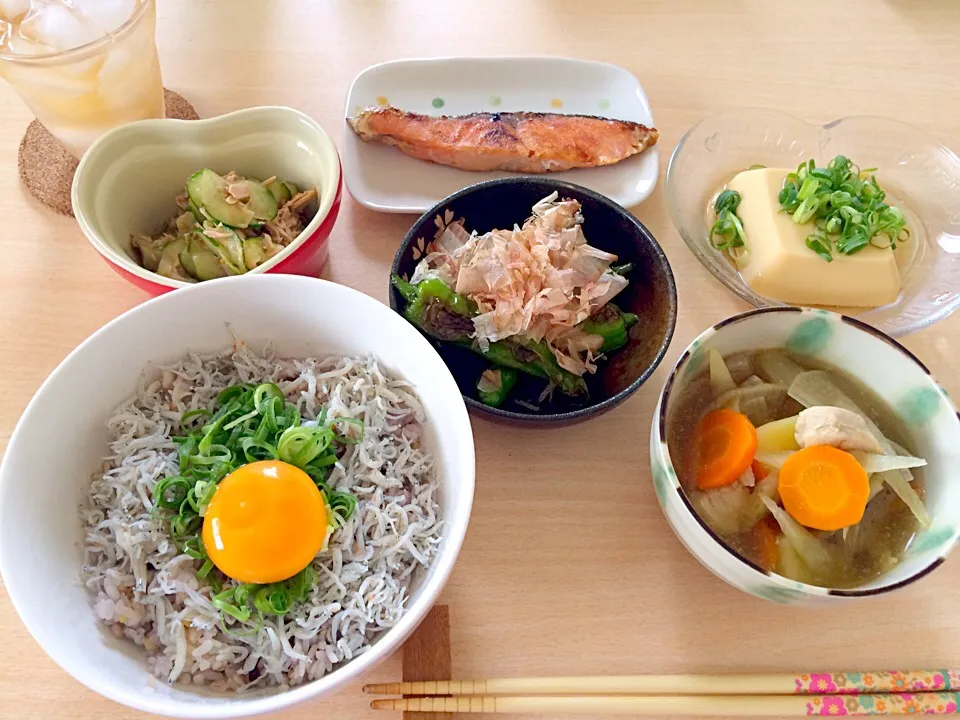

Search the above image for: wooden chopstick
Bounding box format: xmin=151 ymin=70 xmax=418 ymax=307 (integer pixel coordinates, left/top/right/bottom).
xmin=370 ymin=692 xmax=960 ymax=716
xmin=364 ymin=669 xmax=957 ymax=697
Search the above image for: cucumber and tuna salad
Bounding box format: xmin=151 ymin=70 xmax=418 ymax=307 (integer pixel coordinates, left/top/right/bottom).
xmin=132 ymin=169 xmax=318 ymax=282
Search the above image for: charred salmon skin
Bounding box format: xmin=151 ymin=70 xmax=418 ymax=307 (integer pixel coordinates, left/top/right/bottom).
xmin=348 ymin=106 xmax=658 ymax=173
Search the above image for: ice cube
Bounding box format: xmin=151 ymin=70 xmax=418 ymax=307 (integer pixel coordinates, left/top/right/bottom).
xmin=7 ymin=61 xmax=92 ymax=96
xmin=100 ymin=43 xmax=162 ymax=116
xmin=5 ymin=21 xmax=53 ymax=55
xmin=98 ymin=45 xmax=140 ymax=103
xmin=0 ymin=0 xmax=31 ymax=23
xmin=76 ymin=0 xmax=136 ymax=36
xmin=19 ymin=0 xmax=101 ymax=51
xmin=6 ymin=34 xmax=53 ymax=54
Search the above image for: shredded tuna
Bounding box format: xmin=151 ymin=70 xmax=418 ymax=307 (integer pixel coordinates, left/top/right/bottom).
xmin=265 ymin=189 xmax=318 ymax=246
xmin=410 ymin=193 xmax=627 ymax=375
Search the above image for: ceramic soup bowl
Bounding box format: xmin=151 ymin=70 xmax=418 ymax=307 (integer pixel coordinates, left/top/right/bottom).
xmin=650 ymin=307 xmax=960 ymax=604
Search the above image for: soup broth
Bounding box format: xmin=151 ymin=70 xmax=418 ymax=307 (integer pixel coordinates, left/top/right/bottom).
xmin=668 ymin=349 xmax=924 ymax=589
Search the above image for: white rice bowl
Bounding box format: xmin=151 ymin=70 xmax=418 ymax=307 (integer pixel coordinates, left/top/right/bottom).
xmin=84 ymin=346 xmax=443 ymax=691
xmin=0 ymin=276 xmax=475 ymax=719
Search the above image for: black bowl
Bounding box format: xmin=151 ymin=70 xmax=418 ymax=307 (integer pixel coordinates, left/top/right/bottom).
xmin=389 ymin=178 xmax=678 ymax=424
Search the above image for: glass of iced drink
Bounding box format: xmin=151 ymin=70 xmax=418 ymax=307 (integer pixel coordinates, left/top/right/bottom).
xmin=0 ymin=0 xmax=164 ymax=158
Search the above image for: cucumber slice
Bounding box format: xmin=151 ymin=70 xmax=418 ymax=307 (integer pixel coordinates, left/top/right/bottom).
xmin=267 ymin=180 xmax=292 ymax=205
xmin=242 ymin=237 xmax=266 ymax=270
xmin=282 ymin=181 xmax=298 ymax=197
xmin=178 ymin=243 xmax=198 ymax=279
xmin=197 ymin=229 xmax=245 ymax=275
xmin=239 ymin=179 xmax=278 ymax=222
xmin=181 ymin=235 xmax=227 ymax=281
xmin=187 ymin=197 xmax=206 ymax=224
xmin=186 ymin=169 xmax=255 ymax=228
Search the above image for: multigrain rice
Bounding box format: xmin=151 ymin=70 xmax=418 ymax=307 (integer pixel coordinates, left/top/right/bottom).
xmin=82 ymin=344 xmax=442 ymax=691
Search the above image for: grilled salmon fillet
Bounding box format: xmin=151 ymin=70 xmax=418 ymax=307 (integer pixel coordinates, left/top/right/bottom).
xmin=348 ymin=106 xmax=658 ymax=173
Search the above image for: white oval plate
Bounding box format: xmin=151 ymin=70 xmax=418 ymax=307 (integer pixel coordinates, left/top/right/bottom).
xmin=342 ymin=57 xmax=659 ymax=213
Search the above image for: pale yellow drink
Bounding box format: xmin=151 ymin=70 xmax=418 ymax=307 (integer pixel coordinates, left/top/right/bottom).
xmin=0 ymin=0 xmax=164 ymax=158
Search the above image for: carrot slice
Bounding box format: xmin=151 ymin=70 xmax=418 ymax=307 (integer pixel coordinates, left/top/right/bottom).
xmin=751 ymin=459 xmax=771 ymax=481
xmin=778 ymin=445 xmax=869 ymax=531
xmin=749 ymin=515 xmax=781 ymax=571
xmin=695 ymin=409 xmax=759 ymax=490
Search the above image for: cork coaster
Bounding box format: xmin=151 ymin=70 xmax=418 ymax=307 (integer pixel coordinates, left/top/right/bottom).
xmin=17 ymin=88 xmax=199 ymax=217
xmin=402 ymin=605 xmax=454 ymax=720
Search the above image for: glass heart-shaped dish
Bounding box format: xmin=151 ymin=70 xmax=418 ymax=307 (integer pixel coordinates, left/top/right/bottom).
xmin=665 ymin=108 xmax=960 ymax=336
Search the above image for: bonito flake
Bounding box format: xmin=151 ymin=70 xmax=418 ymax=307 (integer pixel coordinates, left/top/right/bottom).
xmin=410 ymin=193 xmax=628 ymax=376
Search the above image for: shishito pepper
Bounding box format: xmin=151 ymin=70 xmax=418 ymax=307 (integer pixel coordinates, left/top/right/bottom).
xmin=476 ymin=367 xmax=518 ymax=407
xmin=393 ymin=275 xmax=587 ymax=395
xmin=579 ymin=303 xmax=639 ymax=353
xmin=392 ymin=275 xmax=478 ymax=342
xmin=396 ymin=276 xmax=476 ymax=318
xmin=391 ymin=275 xmax=635 ymax=398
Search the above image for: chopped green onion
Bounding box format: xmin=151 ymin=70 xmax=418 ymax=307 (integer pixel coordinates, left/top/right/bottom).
xmin=198 ymin=559 xmax=215 ymax=578
xmin=715 ymin=189 xmax=741 ymax=214
xmin=306 ymin=452 xmax=338 ymax=469
xmin=153 ymin=476 xmax=190 ymax=509
xmin=253 ymin=383 xmax=284 ymax=409
xmin=181 ymin=535 xmax=206 ymax=560
xmin=710 ymin=190 xmax=747 ymax=253
xmin=181 ymin=408 xmax=211 ymax=424
xmin=330 ymin=417 xmax=364 ymax=444
xmin=169 ymin=513 xmax=201 ymax=539
xmin=213 ymin=586 xmax=252 ymax=623
xmin=277 ymin=425 xmax=334 ymax=466
xmin=216 ymin=384 xmax=251 ymax=405
xmin=223 ymin=408 xmax=259 ymax=431
xmin=154 ymin=379 xmax=362 ymax=624
xmin=287 ymin=566 xmax=316 ymax=601
xmin=253 ymin=586 xmax=291 ymax=615
xmin=328 ymin=490 xmax=358 ymax=526
xmin=239 ymin=437 xmax=278 ymax=463
xmin=778 ymin=154 xmax=909 ymax=261
xmin=189 ymin=443 xmax=232 ymax=465
xmin=805 ymin=234 xmax=834 ymax=263
xmin=187 ymin=480 xmax=217 ymax=514
xmin=254 ymin=398 xmax=283 ymax=440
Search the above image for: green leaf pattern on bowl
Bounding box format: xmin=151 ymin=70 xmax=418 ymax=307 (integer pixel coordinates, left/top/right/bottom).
xmin=897 ymin=386 xmax=942 ymax=427
xmin=683 ymin=340 xmax=707 ymax=379
xmin=652 ymin=453 xmax=674 ymax=506
xmin=786 ymin=315 xmax=833 ymax=356
xmin=749 ymin=582 xmax=807 ymax=605
xmin=909 ymin=525 xmax=956 ymax=556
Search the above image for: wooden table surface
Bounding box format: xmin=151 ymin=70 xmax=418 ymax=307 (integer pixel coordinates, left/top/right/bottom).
xmin=3 ymin=1 xmax=960 ymax=718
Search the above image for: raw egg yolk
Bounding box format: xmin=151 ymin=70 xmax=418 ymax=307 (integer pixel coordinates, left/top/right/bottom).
xmin=201 ymin=460 xmax=327 ymax=584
